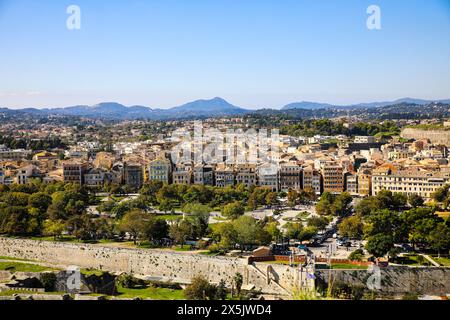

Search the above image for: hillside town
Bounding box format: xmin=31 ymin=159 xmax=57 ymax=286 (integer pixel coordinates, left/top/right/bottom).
xmin=1 ymin=119 xmax=449 ymax=200
xmin=0 ymin=115 xmax=449 ymax=301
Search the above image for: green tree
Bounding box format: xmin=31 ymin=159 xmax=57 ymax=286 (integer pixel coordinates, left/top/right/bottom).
xmin=401 ymin=207 xmax=439 ymax=249
xmin=307 ymin=216 xmax=328 ymax=231
xmin=215 ymin=279 xmax=227 ymax=300
xmin=158 ymin=199 xmax=173 ymax=214
xmin=144 ymin=218 xmax=169 ymax=243
xmin=222 ymin=201 xmax=245 ymax=219
xmin=183 ymin=203 xmax=211 ymax=238
xmin=428 ymin=223 xmax=450 ymax=257
xmin=0 ymin=206 xmax=30 ymax=235
xmin=284 ymin=222 xmax=303 ymax=240
xmin=355 ymin=197 xmax=380 ymax=216
xmin=169 ymin=219 xmax=193 ymax=247
xmin=184 ymin=275 xmax=217 ymax=300
xmin=28 ymin=192 xmax=52 ymax=213
xmin=233 ymin=273 xmax=243 ymax=295
xmin=139 ymin=181 xmax=163 ymax=204
xmin=39 ymin=273 xmax=57 ymax=292
xmin=408 ymin=194 xmax=424 ymax=208
xmin=299 ymin=226 xmax=318 ymax=242
xmin=287 ymin=189 xmax=299 ymax=208
xmin=211 ymin=222 xmax=238 ymax=250
xmin=432 ymin=184 xmax=449 ymax=203
xmin=348 ymin=249 xmax=364 ymax=262
xmin=2 ymin=192 xmax=30 ymax=207
xmin=42 ymin=219 xmax=66 ymax=239
xmin=117 ymin=210 xmax=150 ymax=244
xmin=366 ymin=233 xmax=395 ymax=258
xmin=315 ymin=198 xmax=333 ymax=216
xmin=232 ymin=216 xmax=271 ymax=250
xmin=432 ymin=184 xmax=450 ymax=210
xmin=331 ymin=192 xmax=353 ymax=216
xmin=265 ymin=221 xmax=282 ymax=241
xmin=265 ymin=192 xmax=279 ymax=207
xmin=339 ymin=215 xmax=364 ymax=239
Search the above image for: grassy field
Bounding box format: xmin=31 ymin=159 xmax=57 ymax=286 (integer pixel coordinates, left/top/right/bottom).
xmin=330 ymin=263 xmax=368 ymax=270
xmin=157 ymin=214 xmax=184 ymax=221
xmin=116 ymin=285 xmax=185 ymax=300
xmin=80 ymin=268 xmax=106 ymax=276
xmin=393 ymin=254 xmax=432 ymax=266
xmin=0 ymin=261 xmax=57 ymax=273
xmin=431 ymin=256 xmax=450 ymax=267
xmin=0 ymin=290 xmax=64 ymax=297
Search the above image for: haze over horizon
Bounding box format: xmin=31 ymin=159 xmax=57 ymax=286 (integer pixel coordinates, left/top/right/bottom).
xmin=1 ymin=0 xmax=450 ymax=109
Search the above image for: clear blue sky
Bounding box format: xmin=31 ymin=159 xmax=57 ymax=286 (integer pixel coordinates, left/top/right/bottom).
xmin=1 ymin=0 xmax=450 ymax=109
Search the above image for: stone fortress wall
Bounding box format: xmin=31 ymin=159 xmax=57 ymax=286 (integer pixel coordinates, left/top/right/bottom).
xmin=0 ymin=237 xmax=294 ymax=295
xmin=1 ymin=237 xmax=449 ymax=296
xmin=317 ymin=267 xmax=450 ymax=296
xmin=401 ymin=128 xmax=450 ymax=146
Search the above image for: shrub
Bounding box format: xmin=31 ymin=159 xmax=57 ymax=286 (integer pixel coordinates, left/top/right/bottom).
xmin=39 ymin=272 xmax=57 ymax=292
xmin=348 ymin=249 xmax=365 ymax=262
xmin=184 ymin=275 xmax=217 ymax=300
xmin=402 ymin=292 xmax=419 ymax=300
xmin=117 ymin=273 xmax=146 ymax=289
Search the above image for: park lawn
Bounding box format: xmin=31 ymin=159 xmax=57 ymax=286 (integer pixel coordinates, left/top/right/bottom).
xmin=330 ymin=263 xmax=368 ymax=270
xmin=431 ymin=256 xmax=450 ymax=267
xmin=0 ymin=290 xmax=65 ymax=297
xmin=158 ymin=214 xmax=184 ymax=221
xmin=116 ymin=285 xmax=185 ymax=300
xmin=173 ymin=245 xmax=193 ymax=252
xmin=0 ymin=261 xmax=58 ymax=273
xmin=81 ymin=268 xmax=105 ymax=276
xmin=111 ymin=195 xmax=127 ymax=202
xmin=394 ymin=254 xmax=432 ymax=266
xmin=296 ymin=211 xmax=311 ymax=220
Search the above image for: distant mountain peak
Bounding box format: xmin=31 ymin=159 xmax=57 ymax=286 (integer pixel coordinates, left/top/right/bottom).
xmin=2 ymin=97 xmax=449 ymax=120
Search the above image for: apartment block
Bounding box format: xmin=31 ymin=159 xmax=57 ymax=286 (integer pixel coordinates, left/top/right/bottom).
xmin=372 ymin=168 xmax=450 ymax=200
xmin=194 ymin=165 xmax=214 ymax=186
xmin=149 ymin=158 xmax=172 ymax=184
xmin=258 ymin=163 xmax=279 ymax=192
xmin=322 ymin=162 xmax=344 ymax=193
xmin=173 ymin=164 xmax=193 ymax=185
xmin=63 ymin=161 xmax=89 ymax=185
xmin=215 ymin=164 xmax=235 ymax=188
xmin=302 ymin=165 xmax=321 ymax=195
xmin=345 ymin=172 xmax=358 ymax=195
xmin=84 ymin=168 xmax=106 ymax=188
xmin=123 ymin=163 xmax=144 ymax=190
xmin=235 ymin=164 xmax=257 ymax=188
xmin=279 ymin=161 xmax=302 ymax=191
